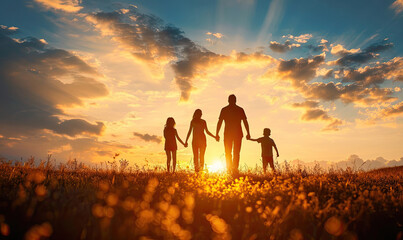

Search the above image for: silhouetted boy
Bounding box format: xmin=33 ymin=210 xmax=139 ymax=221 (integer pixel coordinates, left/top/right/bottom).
xmin=249 ymin=128 xmax=279 ymax=173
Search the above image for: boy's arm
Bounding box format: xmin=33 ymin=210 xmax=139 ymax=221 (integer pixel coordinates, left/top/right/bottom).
xmin=248 ymin=137 xmax=259 ymax=142
xmin=273 ymin=141 xmax=279 ymax=157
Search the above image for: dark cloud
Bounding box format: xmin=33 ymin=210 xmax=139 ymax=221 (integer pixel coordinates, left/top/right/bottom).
xmin=0 ymin=26 xmax=108 ymax=138
xmin=133 ymin=132 xmax=162 ymax=144
xmin=269 ymin=40 xmax=299 ymax=53
xmin=55 ymin=120 xmax=105 ymax=137
xmin=307 ymin=44 xmax=326 ymax=52
xmin=343 ymin=57 xmax=403 ymax=86
xmin=378 ymin=101 xmax=403 ymax=118
xmin=292 ymin=100 xmax=343 ymax=131
xmin=363 ymin=41 xmax=394 ymax=54
xmin=87 ymin=8 xmax=227 ymax=101
xmin=278 ymin=53 xmax=400 ymax=107
xmin=335 ymin=40 xmax=393 ymax=66
xmin=278 ymin=54 xmax=325 ymax=86
xmin=292 ymin=100 xmax=319 ymax=108
xmin=0 ymin=132 xmax=131 ymax=161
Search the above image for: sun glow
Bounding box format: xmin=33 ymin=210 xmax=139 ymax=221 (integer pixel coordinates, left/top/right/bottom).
xmin=207 ymin=159 xmax=226 ymax=173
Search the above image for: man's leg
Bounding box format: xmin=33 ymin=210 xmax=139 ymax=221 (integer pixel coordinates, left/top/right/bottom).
xmin=224 ymin=136 xmax=233 ymax=173
xmin=233 ymin=137 xmax=242 ymax=173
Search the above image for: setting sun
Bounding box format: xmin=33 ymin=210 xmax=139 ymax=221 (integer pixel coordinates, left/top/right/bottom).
xmin=207 ymin=158 xmax=226 ymax=173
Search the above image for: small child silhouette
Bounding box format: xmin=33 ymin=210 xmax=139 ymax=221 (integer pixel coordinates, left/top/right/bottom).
xmin=164 ymin=117 xmax=186 ymax=173
xmin=248 ymin=128 xmax=279 ymax=174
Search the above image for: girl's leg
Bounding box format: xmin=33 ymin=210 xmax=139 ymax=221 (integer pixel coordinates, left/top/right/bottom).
xmin=199 ymin=146 xmax=206 ymax=171
xmin=172 ymin=150 xmax=177 ymax=172
xmin=166 ymin=150 xmax=171 ymax=172
xmin=192 ymin=144 xmax=199 ymax=172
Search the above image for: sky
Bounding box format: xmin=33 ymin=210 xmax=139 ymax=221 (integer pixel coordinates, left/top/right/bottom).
xmin=0 ymin=0 xmax=403 ymax=170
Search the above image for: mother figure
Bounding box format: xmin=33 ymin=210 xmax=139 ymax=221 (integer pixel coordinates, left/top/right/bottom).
xmin=185 ymin=109 xmax=216 ymax=172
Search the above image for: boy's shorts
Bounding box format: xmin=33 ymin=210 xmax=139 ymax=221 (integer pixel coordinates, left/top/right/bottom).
xmin=262 ymin=156 xmax=274 ymax=168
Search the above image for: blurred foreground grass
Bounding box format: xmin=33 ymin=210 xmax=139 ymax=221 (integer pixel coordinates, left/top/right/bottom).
xmin=0 ymin=161 xmax=402 ymax=240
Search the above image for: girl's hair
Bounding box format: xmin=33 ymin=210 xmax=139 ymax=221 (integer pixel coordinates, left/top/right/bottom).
xmin=192 ymin=109 xmax=202 ymax=120
xmin=165 ymin=117 xmax=176 ymax=128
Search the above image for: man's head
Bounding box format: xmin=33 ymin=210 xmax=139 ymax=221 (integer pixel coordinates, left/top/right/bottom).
xmin=228 ymin=94 xmax=236 ymax=105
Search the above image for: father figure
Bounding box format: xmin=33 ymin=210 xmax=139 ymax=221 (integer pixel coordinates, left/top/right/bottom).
xmin=216 ymin=94 xmax=250 ymax=174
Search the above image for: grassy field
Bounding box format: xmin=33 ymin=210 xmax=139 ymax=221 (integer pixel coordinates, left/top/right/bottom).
xmin=0 ymin=160 xmax=402 ymax=240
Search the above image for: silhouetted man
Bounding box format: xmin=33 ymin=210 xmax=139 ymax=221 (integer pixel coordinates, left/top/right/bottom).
xmin=216 ymin=94 xmax=250 ymax=174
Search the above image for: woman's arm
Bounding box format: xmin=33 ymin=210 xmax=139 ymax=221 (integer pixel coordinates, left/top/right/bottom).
xmin=204 ymin=121 xmax=216 ymax=139
xmin=176 ymin=130 xmax=186 ymax=146
xmin=185 ymin=122 xmax=193 ymax=145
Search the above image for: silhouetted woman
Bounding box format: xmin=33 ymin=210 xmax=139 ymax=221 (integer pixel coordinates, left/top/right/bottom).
xmin=164 ymin=117 xmax=185 ymax=173
xmin=185 ymin=109 xmax=216 ymax=172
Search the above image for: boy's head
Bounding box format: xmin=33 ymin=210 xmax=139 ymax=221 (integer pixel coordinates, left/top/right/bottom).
xmin=263 ymin=128 xmax=271 ymax=136
xmin=228 ymin=94 xmax=236 ymax=105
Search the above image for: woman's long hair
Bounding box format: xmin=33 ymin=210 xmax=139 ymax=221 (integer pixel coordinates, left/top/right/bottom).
xmin=165 ymin=117 xmax=175 ymax=129
xmin=192 ymin=109 xmax=202 ymax=121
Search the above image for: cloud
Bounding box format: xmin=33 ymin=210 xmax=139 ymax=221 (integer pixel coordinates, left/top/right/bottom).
xmin=276 ymin=50 xmax=401 ymax=109
xmin=133 ymin=132 xmax=162 ymax=144
xmin=206 ymin=32 xmax=224 ymax=39
xmin=391 ymin=0 xmax=403 ymax=14
xmin=206 ymin=32 xmax=224 ymax=45
xmin=0 ymin=26 xmax=108 ymax=138
xmin=269 ymin=40 xmax=300 ymax=53
xmin=0 ymin=132 xmax=132 ymax=161
xmin=34 ymin=0 xmax=83 ymax=12
xmin=375 ymin=101 xmax=403 ymax=119
xmin=332 ymin=41 xmax=393 ymax=66
xmin=342 ymin=57 xmax=402 ymax=86
xmin=292 ymin=100 xmax=343 ymax=131
xmin=277 ymin=54 xmax=325 ymax=87
xmin=0 ymin=25 xmax=19 ymax=35
xmin=330 ymin=44 xmax=360 ymax=56
xmin=291 ymin=100 xmax=319 ymax=108
xmin=87 ymin=8 xmax=275 ymax=101
xmin=87 ymin=9 xmax=229 ymax=101
xmin=283 ymin=34 xmax=313 ymax=43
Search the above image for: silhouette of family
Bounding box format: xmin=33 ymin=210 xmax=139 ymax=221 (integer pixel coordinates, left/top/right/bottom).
xmin=164 ymin=94 xmax=279 ymax=174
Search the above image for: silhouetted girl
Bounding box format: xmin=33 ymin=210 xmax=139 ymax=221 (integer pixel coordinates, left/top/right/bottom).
xmin=185 ymin=109 xmax=216 ymax=172
xmin=164 ymin=117 xmax=185 ymax=172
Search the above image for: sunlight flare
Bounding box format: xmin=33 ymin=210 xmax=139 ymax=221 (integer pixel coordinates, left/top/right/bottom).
xmin=207 ymin=158 xmax=226 ymax=173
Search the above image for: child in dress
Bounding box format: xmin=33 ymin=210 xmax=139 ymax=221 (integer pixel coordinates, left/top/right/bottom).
xmin=248 ymin=128 xmax=279 ymax=173
xmin=164 ymin=117 xmax=186 ymax=172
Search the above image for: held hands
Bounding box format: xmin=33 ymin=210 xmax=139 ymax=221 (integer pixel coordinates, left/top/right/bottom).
xmin=184 ymin=142 xmax=188 ymax=148
xmin=246 ymin=134 xmax=251 ymax=140
xmin=277 ymin=153 xmax=280 ymax=157
xmin=215 ymin=135 xmax=220 ymax=142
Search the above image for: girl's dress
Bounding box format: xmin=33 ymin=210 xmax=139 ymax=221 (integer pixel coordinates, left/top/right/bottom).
xmin=164 ymin=127 xmax=177 ymax=151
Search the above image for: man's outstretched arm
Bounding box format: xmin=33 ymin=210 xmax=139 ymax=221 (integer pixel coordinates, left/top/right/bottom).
xmin=243 ymin=118 xmax=250 ymax=140
xmin=216 ymin=118 xmax=223 ymax=142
